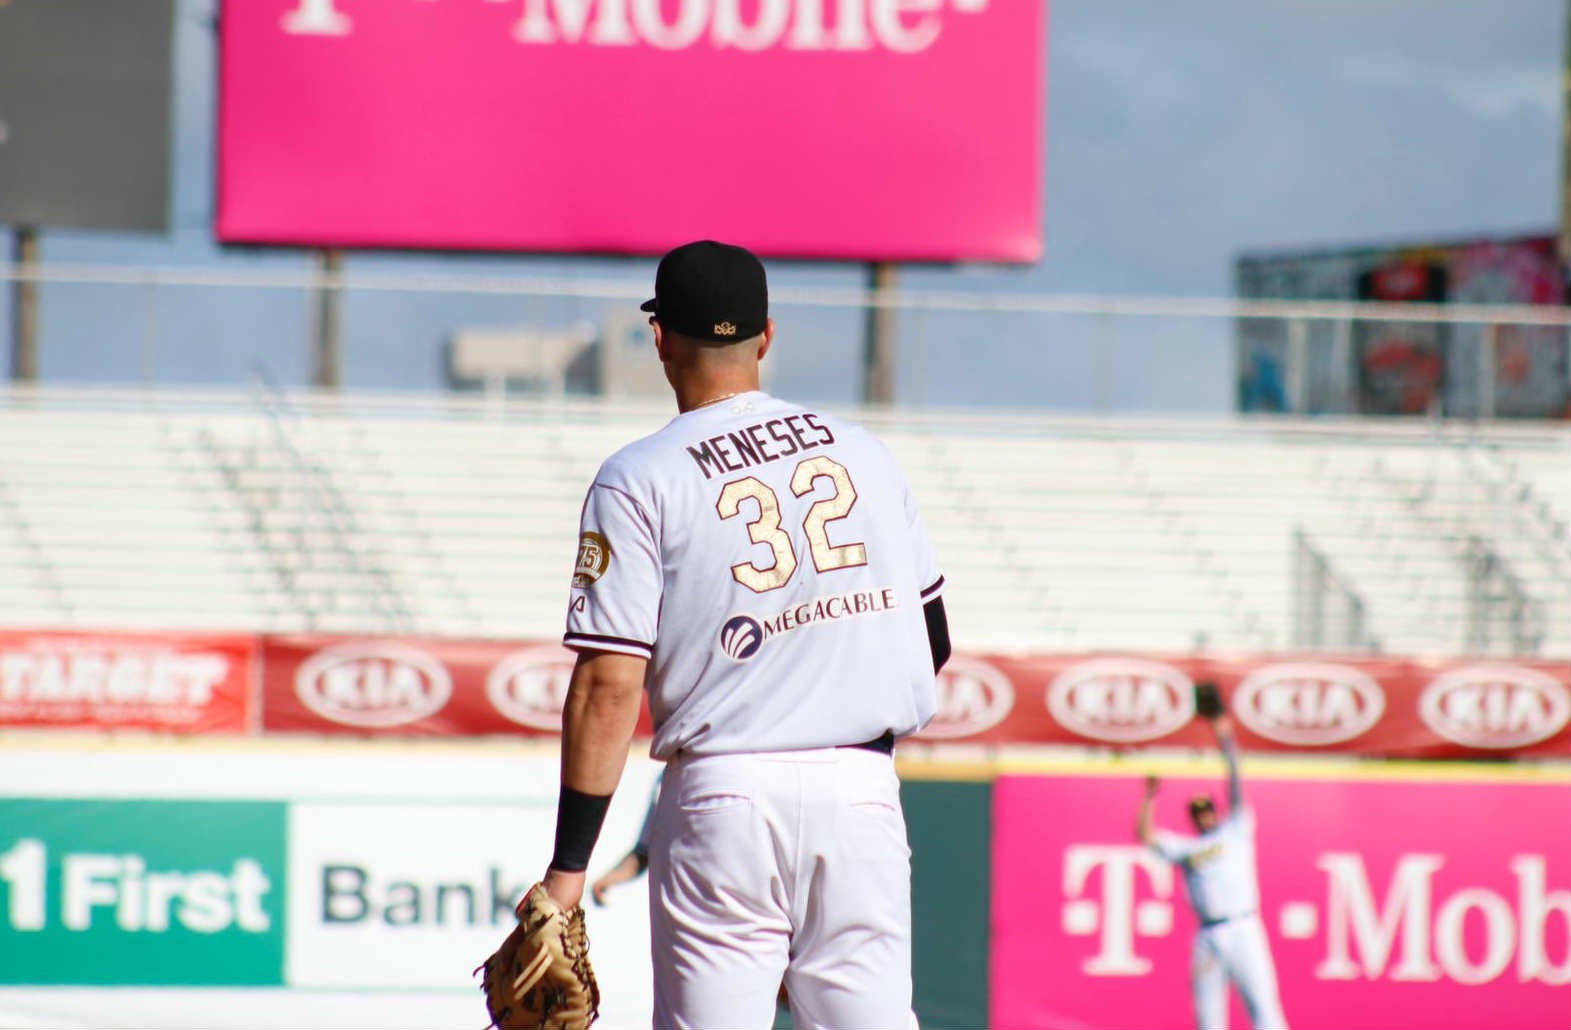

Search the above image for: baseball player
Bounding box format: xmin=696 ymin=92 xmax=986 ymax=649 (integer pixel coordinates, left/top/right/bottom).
xmin=536 ymin=240 xmax=951 ymax=1030
xmin=1138 ymin=714 xmax=1289 ymax=1030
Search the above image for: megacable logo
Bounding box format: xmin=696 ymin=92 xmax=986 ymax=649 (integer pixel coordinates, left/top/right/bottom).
xmin=1419 ymin=666 xmax=1571 ymax=749
xmin=916 ymin=655 xmax=1015 ymax=740
xmin=1047 ymin=659 xmax=1194 ymax=743
xmin=718 ymin=615 xmax=766 ymax=662
xmin=486 ymin=646 xmax=578 ymax=731
xmin=295 ymin=643 xmax=452 ymax=727
xmin=1233 ymin=663 xmax=1385 ymax=746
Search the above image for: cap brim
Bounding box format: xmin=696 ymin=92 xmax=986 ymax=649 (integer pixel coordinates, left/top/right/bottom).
xmin=639 ymin=298 xmax=658 ymax=313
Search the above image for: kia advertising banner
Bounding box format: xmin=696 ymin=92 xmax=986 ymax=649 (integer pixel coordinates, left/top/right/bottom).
xmin=918 ymin=653 xmax=1571 ymax=759
xmin=5 ymin=629 xmax=1565 ymax=758
xmin=217 ymin=0 xmax=1046 ymax=261
xmin=0 ymin=630 xmax=256 ymax=733
xmin=259 ymin=635 xmax=655 ymax=736
xmin=992 ymin=773 xmax=1571 ymax=1030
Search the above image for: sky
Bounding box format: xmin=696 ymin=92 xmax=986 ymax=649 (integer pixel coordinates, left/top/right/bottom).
xmin=3 ymin=0 xmax=1564 ymax=412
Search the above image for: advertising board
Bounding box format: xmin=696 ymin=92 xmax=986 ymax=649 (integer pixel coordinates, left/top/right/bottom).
xmin=218 ymin=0 xmax=1046 ymax=261
xmin=992 ymin=773 xmax=1571 ymax=1030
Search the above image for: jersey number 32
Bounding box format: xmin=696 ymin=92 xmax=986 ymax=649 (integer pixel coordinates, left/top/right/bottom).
xmin=715 ymin=456 xmax=867 ymax=593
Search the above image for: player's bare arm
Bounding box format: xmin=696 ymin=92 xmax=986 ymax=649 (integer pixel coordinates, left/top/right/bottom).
xmin=1209 ymin=713 xmax=1243 ymax=809
xmin=591 ymin=851 xmax=644 ymax=907
xmin=1136 ymin=773 xmax=1160 ymax=846
xmin=543 ymin=650 xmax=648 ymax=911
xmin=591 ymin=769 xmax=660 ymax=906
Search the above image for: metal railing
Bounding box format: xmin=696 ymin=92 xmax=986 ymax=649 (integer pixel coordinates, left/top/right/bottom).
xmin=3 ymin=262 xmax=1570 ymax=417
xmin=1462 ymin=536 xmax=1545 ymax=655
xmin=0 ymin=476 xmax=69 ymax=618
xmin=1 ymin=381 xmax=1565 ymax=653
xmin=1292 ymin=528 xmax=1374 ymax=652
xmin=244 ymin=373 xmax=414 ymax=632
xmin=6 ymin=261 xmax=1571 ymax=322
xmin=1464 ymin=443 xmax=1571 ymax=580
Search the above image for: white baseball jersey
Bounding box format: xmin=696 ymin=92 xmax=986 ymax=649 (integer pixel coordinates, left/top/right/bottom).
xmin=563 ymin=391 xmax=943 ymax=759
xmin=1150 ymin=806 xmax=1260 ymax=923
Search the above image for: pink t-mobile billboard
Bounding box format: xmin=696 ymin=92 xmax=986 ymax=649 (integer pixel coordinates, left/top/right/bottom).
xmin=217 ymin=0 xmax=1046 ymax=261
xmin=992 ymin=774 xmax=1571 ymax=1030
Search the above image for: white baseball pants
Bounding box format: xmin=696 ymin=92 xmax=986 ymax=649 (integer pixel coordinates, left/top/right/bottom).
xmin=646 ymin=746 xmax=913 ymax=1030
xmin=1191 ymin=914 xmax=1289 ymax=1030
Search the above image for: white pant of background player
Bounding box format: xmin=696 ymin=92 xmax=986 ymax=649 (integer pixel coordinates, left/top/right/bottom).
xmin=646 ymin=746 xmax=916 ymax=1030
xmin=1190 ymin=914 xmax=1289 ymax=1030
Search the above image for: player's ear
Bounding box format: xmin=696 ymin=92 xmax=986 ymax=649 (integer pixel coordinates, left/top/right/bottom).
xmin=756 ymin=318 xmax=774 ymax=363
xmin=651 ymin=320 xmax=670 ymax=363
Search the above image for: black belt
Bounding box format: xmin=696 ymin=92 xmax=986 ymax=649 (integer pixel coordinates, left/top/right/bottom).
xmin=841 ymin=730 xmax=895 ymax=755
xmin=1199 ymin=911 xmax=1255 ymax=929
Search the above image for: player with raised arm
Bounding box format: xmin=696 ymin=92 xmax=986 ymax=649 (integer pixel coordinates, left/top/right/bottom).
xmin=523 ymin=240 xmax=950 ymax=1030
xmin=1138 ymin=699 xmax=1289 ymax=1030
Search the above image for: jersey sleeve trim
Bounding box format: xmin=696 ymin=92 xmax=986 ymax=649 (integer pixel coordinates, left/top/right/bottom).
xmin=563 ymin=632 xmax=655 ymax=659
xmin=920 ymin=574 xmax=946 ymax=601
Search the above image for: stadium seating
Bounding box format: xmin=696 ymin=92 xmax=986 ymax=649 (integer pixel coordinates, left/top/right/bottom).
xmin=0 ymin=386 xmax=1566 ymax=656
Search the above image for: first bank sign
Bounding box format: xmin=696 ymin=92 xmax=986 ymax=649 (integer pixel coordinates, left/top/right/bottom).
xmin=219 ymin=0 xmax=1045 ymax=260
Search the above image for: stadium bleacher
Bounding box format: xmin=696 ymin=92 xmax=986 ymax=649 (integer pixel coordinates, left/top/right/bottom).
xmin=1 ymin=385 xmax=1566 ymax=656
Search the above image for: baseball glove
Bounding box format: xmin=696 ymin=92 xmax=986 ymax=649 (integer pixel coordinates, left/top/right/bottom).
xmin=1194 ymin=681 xmax=1225 ymax=719
xmin=477 ymin=883 xmax=600 ymax=1030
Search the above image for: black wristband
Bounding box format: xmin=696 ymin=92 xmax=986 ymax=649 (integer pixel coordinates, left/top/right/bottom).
xmin=632 ymin=845 xmax=650 ymax=875
xmin=550 ymin=786 xmax=613 ymax=872
xmin=923 ymin=595 xmax=951 ymax=674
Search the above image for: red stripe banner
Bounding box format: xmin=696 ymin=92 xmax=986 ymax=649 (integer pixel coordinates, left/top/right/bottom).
xmin=3 ymin=629 xmax=1564 ymax=758
xmin=0 ymin=629 xmax=256 ymax=733
xmin=258 ymin=635 xmax=656 ymax=737
xmin=920 ymin=653 xmax=1570 ymax=759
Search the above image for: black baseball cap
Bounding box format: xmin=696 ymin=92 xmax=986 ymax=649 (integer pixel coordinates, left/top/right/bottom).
xmin=640 ymin=240 xmax=768 ymax=344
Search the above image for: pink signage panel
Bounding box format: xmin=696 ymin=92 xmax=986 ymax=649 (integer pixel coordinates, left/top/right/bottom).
xmin=218 ymin=0 xmax=1046 ymax=261
xmin=992 ymin=774 xmax=1571 ymax=1030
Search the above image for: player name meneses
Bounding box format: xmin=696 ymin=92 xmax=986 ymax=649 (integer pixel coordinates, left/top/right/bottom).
xmin=685 ymin=412 xmax=836 ymax=480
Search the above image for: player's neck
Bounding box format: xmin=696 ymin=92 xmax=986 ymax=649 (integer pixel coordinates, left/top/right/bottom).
xmin=673 ymin=376 xmax=760 ymax=414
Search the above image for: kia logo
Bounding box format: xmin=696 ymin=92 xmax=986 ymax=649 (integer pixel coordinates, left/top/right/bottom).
xmin=486 ymin=646 xmax=578 ymax=731
xmin=1046 ymin=659 xmax=1194 ymax=743
xmin=295 ymin=643 xmax=452 ymax=728
xmin=1420 ymin=666 xmax=1571 ymax=749
xmin=916 ymin=656 xmax=1015 ymax=740
xmin=1233 ymin=663 xmax=1385 ymax=746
